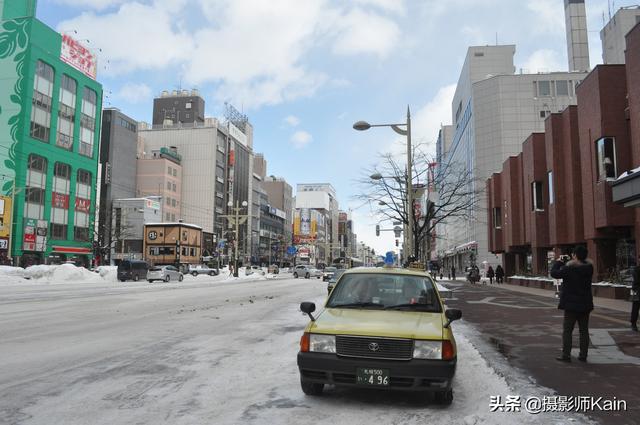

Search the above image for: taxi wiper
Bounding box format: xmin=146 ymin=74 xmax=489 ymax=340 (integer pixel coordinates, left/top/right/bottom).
xmin=384 ymin=303 xmax=436 ymax=310
xmin=329 ymin=302 xmax=383 ymax=309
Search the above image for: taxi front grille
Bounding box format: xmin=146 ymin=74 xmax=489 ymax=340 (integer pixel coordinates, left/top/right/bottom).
xmin=335 ymin=336 xmax=414 ymax=360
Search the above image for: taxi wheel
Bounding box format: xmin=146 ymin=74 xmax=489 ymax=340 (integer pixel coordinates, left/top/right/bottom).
xmin=434 ymin=389 xmax=453 ymax=405
xmin=300 ymin=380 xmax=323 ymax=396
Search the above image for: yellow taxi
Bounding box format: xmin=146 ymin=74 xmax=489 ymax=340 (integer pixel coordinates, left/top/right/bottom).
xmin=297 ymin=267 xmax=461 ymax=405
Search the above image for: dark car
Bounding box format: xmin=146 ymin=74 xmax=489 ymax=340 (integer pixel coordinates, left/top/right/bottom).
xmin=326 ymin=269 xmax=346 ymax=294
xmin=117 ymin=260 xmax=149 ymax=282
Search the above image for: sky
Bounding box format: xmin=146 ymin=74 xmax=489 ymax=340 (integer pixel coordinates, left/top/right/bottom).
xmin=36 ymin=0 xmax=638 ymax=257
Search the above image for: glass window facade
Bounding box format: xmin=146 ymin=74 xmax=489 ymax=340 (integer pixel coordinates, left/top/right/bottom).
xmin=30 ymin=60 xmax=54 ymax=142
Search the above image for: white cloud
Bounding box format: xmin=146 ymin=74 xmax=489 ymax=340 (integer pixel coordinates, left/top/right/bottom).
xmin=284 ymin=115 xmax=300 ymax=127
xmin=57 ymin=0 xmax=405 ymax=109
xmin=351 ymin=0 xmax=405 ymax=14
xmin=290 ymin=131 xmax=313 ymax=149
xmin=526 ymin=0 xmax=565 ymax=36
xmin=331 ymin=8 xmax=401 ymax=58
xmin=412 ymin=84 xmax=456 ymax=154
xmin=54 ymin=0 xmax=125 ymax=10
xmin=519 ymin=49 xmax=564 ymax=73
xmin=57 ymin=1 xmax=194 ymax=75
xmin=116 ymin=82 xmax=152 ymax=104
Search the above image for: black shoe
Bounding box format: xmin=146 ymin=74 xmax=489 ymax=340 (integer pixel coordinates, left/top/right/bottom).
xmin=555 ymin=356 xmax=571 ymax=363
xmin=632 ymin=324 xmax=638 ymax=332
xmin=578 ymin=357 xmax=587 ymax=362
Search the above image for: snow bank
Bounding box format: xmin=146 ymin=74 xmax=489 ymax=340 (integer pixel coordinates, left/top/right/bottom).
xmin=23 ymin=264 xmax=105 ymax=284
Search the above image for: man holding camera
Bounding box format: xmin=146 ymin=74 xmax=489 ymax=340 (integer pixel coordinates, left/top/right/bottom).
xmin=550 ymin=246 xmax=594 ymax=363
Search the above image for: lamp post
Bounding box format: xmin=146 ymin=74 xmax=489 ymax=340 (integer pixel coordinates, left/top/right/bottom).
xmin=354 ymin=107 xmax=414 ymax=260
xmin=220 ymin=200 xmax=248 ymax=277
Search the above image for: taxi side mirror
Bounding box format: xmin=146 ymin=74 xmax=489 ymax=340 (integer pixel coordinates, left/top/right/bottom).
xmin=300 ymin=302 xmax=316 ymax=321
xmin=444 ymin=308 xmax=462 ymax=328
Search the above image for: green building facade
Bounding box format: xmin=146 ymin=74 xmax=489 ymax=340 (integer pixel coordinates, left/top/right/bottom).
xmin=0 ymin=1 xmax=102 ymax=266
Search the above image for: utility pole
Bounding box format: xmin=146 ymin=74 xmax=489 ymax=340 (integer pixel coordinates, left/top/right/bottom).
xmin=219 ymin=200 xmax=248 ymax=277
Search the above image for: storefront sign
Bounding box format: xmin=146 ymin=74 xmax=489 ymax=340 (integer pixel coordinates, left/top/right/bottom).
xmin=23 ymin=218 xmax=36 ymax=251
xmin=75 ymin=197 xmax=90 ymax=213
xmin=0 ymin=196 xmax=11 ymax=238
xmin=52 ymin=192 xmax=69 ymax=209
xmin=60 ymin=34 xmax=97 ymax=80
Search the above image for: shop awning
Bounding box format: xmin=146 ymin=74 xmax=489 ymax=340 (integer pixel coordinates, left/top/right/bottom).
xmin=52 ymin=246 xmax=91 ymax=254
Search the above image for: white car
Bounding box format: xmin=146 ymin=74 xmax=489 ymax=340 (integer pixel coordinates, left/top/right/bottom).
xmin=293 ymin=265 xmax=322 ymax=279
xmin=147 ymin=265 xmax=183 ymax=283
xmin=245 ymin=265 xmax=266 ymax=276
xmin=189 ymin=265 xmax=219 ymax=276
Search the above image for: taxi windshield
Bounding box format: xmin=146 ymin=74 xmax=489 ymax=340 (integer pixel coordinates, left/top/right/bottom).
xmin=326 ymin=273 xmax=441 ymax=312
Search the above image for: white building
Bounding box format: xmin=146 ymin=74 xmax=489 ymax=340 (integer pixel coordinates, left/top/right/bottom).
xmin=110 ymin=197 xmax=162 ymax=263
xmin=295 ymin=183 xmax=340 ymax=265
xmin=600 ymin=6 xmax=640 ymax=65
xmin=437 ymin=44 xmax=588 ymax=271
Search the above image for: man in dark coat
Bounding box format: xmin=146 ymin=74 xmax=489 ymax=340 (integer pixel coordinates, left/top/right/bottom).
xmin=631 ymin=258 xmax=640 ymax=332
xmin=495 ymin=265 xmax=504 ymax=283
xmin=451 ymin=266 xmax=456 ymax=280
xmin=550 ymin=246 xmax=593 ymax=362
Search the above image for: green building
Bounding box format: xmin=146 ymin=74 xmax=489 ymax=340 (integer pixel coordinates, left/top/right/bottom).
xmin=0 ymin=1 xmax=102 ymax=266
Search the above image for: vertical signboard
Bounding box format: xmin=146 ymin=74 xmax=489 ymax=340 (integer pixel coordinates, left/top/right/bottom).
xmin=23 ymin=218 xmax=36 ymax=251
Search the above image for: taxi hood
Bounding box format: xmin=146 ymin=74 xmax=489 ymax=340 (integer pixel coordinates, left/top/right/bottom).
xmin=309 ymin=308 xmax=444 ymax=340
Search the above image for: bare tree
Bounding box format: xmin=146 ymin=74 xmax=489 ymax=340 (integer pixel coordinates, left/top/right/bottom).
xmin=355 ymin=144 xmax=480 ymax=261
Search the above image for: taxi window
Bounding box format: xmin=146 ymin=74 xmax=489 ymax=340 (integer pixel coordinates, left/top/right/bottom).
xmin=326 ymin=273 xmax=441 ymax=312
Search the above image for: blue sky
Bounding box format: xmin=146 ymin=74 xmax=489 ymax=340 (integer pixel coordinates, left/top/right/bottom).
xmin=36 ymin=0 xmax=637 ymax=255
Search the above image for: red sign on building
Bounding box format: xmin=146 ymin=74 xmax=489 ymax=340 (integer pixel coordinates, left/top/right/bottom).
xmin=60 ymin=35 xmax=97 ymax=80
xmin=75 ymin=197 xmax=90 ymax=213
xmin=52 ymin=192 xmax=69 ymax=209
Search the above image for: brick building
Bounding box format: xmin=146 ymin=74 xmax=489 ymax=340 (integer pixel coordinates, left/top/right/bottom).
xmin=488 ymin=23 xmax=640 ymax=281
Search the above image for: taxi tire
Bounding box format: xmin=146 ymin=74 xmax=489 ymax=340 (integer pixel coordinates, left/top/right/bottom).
xmin=300 ymin=380 xmax=323 ymax=396
xmin=434 ymin=389 xmax=453 ymax=405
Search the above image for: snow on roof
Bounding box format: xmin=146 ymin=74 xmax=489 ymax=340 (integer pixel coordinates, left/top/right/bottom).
xmin=145 ymin=222 xmax=203 ymax=229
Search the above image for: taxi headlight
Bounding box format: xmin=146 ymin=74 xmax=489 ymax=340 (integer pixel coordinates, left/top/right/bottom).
xmin=309 ymin=334 xmax=336 ymax=353
xmin=413 ymin=340 xmax=442 ymax=359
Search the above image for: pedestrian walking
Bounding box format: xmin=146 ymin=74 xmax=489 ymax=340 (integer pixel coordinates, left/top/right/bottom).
xmin=550 ymin=246 xmax=593 ymax=363
xmin=495 ymin=265 xmax=504 ymax=284
xmin=630 ymin=258 xmax=640 ymax=332
xmin=451 ymin=266 xmax=456 ymax=280
xmin=487 ymin=266 xmax=495 ymax=284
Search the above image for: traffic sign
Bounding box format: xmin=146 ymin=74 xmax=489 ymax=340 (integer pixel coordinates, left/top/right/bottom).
xmin=287 ymin=246 xmax=297 ymax=255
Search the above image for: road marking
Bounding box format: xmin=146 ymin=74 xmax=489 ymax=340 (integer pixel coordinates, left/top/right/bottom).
xmin=467 ymin=297 xmax=550 ymax=309
xmin=572 ymin=328 xmax=640 ymax=365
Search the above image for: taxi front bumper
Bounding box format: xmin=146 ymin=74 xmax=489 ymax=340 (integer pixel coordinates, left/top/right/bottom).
xmin=297 ymin=352 xmax=456 ymax=391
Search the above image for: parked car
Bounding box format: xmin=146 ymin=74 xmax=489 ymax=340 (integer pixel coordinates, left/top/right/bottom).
xmin=147 ymin=265 xmax=183 ymax=282
xmin=189 ymin=264 xmax=219 ymax=276
xmin=117 ymin=260 xmax=149 ymax=282
xmin=246 ymin=265 xmax=266 ymax=276
xmin=322 ymin=266 xmax=337 ymax=282
xmin=326 ymin=269 xmax=346 ymax=294
xmin=268 ymin=264 xmax=280 ymax=274
xmin=293 ymin=265 xmax=322 ymax=279
xmin=298 ymin=267 xmax=462 ymax=404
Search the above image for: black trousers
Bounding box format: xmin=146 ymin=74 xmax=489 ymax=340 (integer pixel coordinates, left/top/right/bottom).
xmin=562 ymin=310 xmax=590 ymax=358
xmin=631 ymin=301 xmax=640 ymax=325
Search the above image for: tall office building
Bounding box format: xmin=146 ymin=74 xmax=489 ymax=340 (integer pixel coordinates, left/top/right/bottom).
xmin=565 ymin=0 xmax=591 ymax=72
xmin=437 ymin=45 xmax=588 ymax=270
xmin=294 ymin=183 xmax=339 ymax=266
xmin=98 ymin=109 xmax=138 ymax=262
xmin=600 ymin=6 xmax=640 ymax=64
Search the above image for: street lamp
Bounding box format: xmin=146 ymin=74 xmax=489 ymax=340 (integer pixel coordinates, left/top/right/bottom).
xmin=221 ymin=200 xmax=248 ymax=277
xmin=355 ymin=106 xmax=414 ymax=259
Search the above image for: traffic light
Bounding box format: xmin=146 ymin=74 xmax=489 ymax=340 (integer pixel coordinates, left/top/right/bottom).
xmin=375 ymin=225 xmax=380 ymax=237
xmin=395 ymin=239 xmax=399 ymax=247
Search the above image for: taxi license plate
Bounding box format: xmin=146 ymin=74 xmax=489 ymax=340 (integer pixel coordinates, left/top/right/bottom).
xmin=356 ymin=368 xmax=390 ymax=386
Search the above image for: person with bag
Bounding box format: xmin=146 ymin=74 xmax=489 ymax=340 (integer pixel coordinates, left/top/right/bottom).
xmin=550 ymin=246 xmax=594 ymax=363
xmin=630 ymin=259 xmax=640 ymax=332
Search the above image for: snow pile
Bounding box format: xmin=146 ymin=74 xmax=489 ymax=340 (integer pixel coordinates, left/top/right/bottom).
xmin=0 ymin=265 xmax=26 ymax=282
xmin=23 ymin=264 xmax=105 ymax=284
xmin=508 ymin=275 xmax=555 ymax=282
xmin=94 ymin=266 xmax=118 ymax=282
